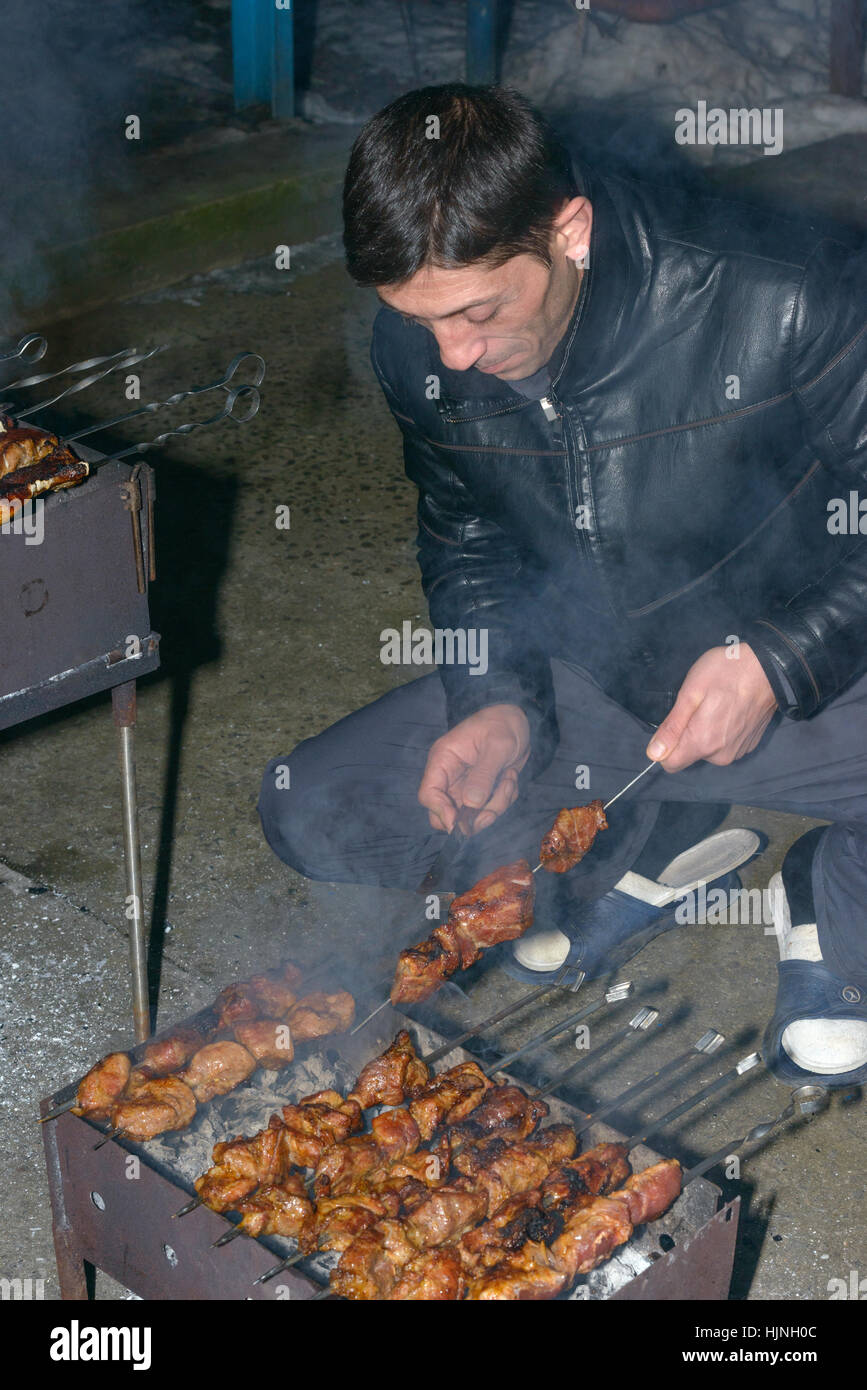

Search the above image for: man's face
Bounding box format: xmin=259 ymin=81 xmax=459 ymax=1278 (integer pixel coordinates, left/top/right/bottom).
xmin=376 ymin=198 xmax=592 ymax=382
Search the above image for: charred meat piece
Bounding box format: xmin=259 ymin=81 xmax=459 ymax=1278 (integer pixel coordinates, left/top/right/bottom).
xmin=195 ymin=1121 xmax=288 ymax=1211
xmin=540 ymin=1142 xmax=631 ymax=1210
xmin=348 ymin=1030 xmax=429 ymax=1108
xmin=214 ymin=982 xmax=262 ymax=1028
xmin=460 ymin=1124 xmax=578 ymax=1215
xmin=459 ymin=1191 xmax=565 ymax=1272
xmin=467 ymin=1158 xmax=682 ymax=1300
xmin=286 ymin=990 xmax=355 ymax=1040
xmin=111 ymin=1075 xmax=197 ymax=1141
xmin=0 ymin=447 xmax=89 ymax=520
xmin=72 ymin=1053 xmax=131 ymax=1121
xmin=386 ymin=1246 xmax=466 ymax=1301
xmin=235 ymin=1173 xmax=312 ymax=1238
xmin=314 ymin=1134 xmax=400 ymax=1199
xmin=179 ymin=1041 xmax=256 ymax=1102
xmin=140 ymin=1027 xmax=206 ymax=1076
xmin=448 ymin=1085 xmax=548 ymax=1149
xmin=539 ymin=801 xmax=608 ymax=874
xmin=232 ymin=1019 xmax=294 ymax=1069
xmin=408 ymin=1061 xmax=491 ymax=1141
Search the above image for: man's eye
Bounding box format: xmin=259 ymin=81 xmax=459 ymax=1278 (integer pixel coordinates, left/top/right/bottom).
xmin=469 ymin=306 xmax=499 ymax=324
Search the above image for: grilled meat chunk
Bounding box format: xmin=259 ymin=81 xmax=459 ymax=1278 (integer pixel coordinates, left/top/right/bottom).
xmin=445 ymin=859 xmax=535 ymax=962
xmin=140 ymin=1027 xmax=206 ymax=1076
xmin=236 ymin=1174 xmax=312 ymax=1238
xmin=330 ymin=1219 xmax=417 ymax=1301
xmin=72 ymin=1052 xmax=131 ymax=1121
xmin=348 ymin=1030 xmax=429 ymax=1108
xmin=232 ymin=1019 xmax=294 ymax=1069
xmin=195 ymin=1121 xmax=287 ymax=1210
xmin=539 ymin=801 xmax=608 ymax=873
xmin=179 ymin=1041 xmax=256 ymax=1102
xmin=408 ymin=1061 xmax=491 ymax=1141
xmin=279 ymin=1090 xmax=363 ymax=1168
xmin=111 ymin=1075 xmax=197 ymax=1141
xmin=386 ymin=1246 xmax=466 ymax=1301
xmin=286 ymin=990 xmax=355 ymax=1040
xmin=391 ymin=861 xmax=534 ymax=1003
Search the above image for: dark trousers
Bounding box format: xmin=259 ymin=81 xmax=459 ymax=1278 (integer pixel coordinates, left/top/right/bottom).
xmin=258 ymin=661 xmax=867 ymax=981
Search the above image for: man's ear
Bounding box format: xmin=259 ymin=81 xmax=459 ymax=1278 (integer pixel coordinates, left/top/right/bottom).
xmin=553 ymin=196 xmax=593 ymax=261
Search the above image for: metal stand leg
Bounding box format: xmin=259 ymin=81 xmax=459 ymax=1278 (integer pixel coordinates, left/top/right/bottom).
xmin=112 ymin=680 xmax=150 ymax=1042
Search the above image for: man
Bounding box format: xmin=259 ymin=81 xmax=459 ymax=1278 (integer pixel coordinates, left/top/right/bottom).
xmin=259 ymin=85 xmax=867 ymax=1086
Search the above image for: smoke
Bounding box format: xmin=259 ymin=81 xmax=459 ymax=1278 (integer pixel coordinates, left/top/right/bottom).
xmin=0 ymin=0 xmax=228 ymax=333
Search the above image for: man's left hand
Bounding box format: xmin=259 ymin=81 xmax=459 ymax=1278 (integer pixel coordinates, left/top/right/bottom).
xmin=646 ymin=644 xmax=777 ymax=773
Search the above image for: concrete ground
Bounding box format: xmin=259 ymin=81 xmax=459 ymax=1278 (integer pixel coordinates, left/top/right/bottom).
xmin=2 ymin=141 xmax=866 ymax=1301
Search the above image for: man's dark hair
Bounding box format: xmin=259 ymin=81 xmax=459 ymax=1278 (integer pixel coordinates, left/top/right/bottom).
xmin=343 ymin=84 xmax=579 ymax=287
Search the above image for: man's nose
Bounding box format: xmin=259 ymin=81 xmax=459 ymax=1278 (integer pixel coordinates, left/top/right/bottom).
xmin=434 ymin=323 xmax=485 ymax=372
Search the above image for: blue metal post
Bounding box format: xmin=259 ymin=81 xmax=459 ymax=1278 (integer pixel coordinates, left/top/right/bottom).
xmin=232 ymin=0 xmax=272 ymax=109
xmin=272 ymin=0 xmax=295 ymax=120
xmin=466 ymin=0 xmax=498 ymax=85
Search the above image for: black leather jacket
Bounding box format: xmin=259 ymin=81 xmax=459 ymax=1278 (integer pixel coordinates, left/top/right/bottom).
xmin=371 ymin=163 xmax=867 ymax=772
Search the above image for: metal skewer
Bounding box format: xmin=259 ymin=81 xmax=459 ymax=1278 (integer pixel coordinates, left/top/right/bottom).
xmin=681 ymin=1084 xmax=829 ymax=1185
xmin=349 ymin=998 xmax=391 ymax=1037
xmin=99 ymin=383 xmax=260 ymax=462
xmin=39 ymin=1098 xmax=77 ymax=1123
xmin=58 ymin=352 xmax=266 ymax=446
xmin=623 ymin=1050 xmax=762 ymax=1151
xmin=532 ymin=763 xmax=659 ymax=873
xmin=253 ymin=1248 xmax=308 ymax=1284
xmin=532 ymin=1005 xmax=659 ymax=1098
xmin=93 ymin=1126 xmax=128 ymax=1150
xmin=173 ymin=1196 xmax=203 ymax=1219
xmin=574 ymin=1027 xmax=725 ymax=1136
xmin=0 ymin=333 xmax=47 ymax=366
xmin=212 ymin=1224 xmax=246 ymax=1248
xmin=420 ymin=964 xmax=584 ymax=1065
xmin=482 ymin=980 xmax=633 ymax=1078
xmin=1 ymin=345 xmax=167 ymax=415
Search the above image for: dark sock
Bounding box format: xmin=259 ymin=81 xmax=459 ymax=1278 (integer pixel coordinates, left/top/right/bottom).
xmin=782 ymin=826 xmax=827 ymax=928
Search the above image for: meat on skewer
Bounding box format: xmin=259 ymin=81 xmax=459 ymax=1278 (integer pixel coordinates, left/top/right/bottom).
xmin=466 ymin=1158 xmax=682 ymax=1299
xmin=193 ymin=1036 xmax=428 ymax=1215
xmin=286 ymin=990 xmax=355 ymax=1040
xmin=141 ymin=1027 xmax=208 ymax=1076
xmin=347 ymin=1029 xmax=430 ymax=1108
xmin=232 ymin=1019 xmax=294 ymax=1069
xmin=539 ymin=800 xmax=608 ymax=874
xmin=327 ymin=1121 xmax=580 ymax=1300
xmin=179 ymin=1041 xmax=257 ymax=1103
xmin=72 ymin=1053 xmax=132 ymax=1122
xmin=111 ymin=1074 xmax=197 ymax=1142
xmin=391 ymin=861 xmax=534 ymax=1006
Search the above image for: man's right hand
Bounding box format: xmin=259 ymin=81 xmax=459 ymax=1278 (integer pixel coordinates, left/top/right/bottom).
xmin=418 ymin=704 xmax=531 ymax=834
